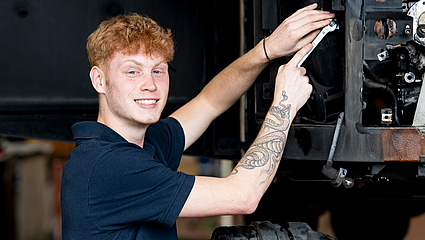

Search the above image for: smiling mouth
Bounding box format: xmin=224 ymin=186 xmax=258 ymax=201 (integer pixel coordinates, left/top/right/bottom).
xmin=135 ymin=99 xmax=158 ymax=105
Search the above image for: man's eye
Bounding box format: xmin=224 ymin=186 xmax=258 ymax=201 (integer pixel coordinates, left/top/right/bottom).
xmin=153 ymin=69 xmax=167 ymax=75
xmin=128 ymin=71 xmax=137 ymax=74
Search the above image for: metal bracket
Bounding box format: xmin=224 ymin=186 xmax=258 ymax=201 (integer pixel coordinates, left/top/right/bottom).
xmin=321 ymin=112 xmax=354 ymax=188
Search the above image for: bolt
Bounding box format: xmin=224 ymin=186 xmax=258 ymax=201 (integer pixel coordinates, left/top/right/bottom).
xmin=343 ymin=178 xmax=354 ymax=188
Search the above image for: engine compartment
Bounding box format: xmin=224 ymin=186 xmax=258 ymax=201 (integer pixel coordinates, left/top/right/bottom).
xmin=247 ymin=0 xmax=425 ymax=165
xmin=362 ymin=0 xmax=425 ymax=127
xmin=288 ymin=0 xmax=425 ymax=127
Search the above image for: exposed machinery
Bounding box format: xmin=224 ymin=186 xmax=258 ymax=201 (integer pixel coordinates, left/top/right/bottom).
xmin=243 ymin=1 xmax=425 ymax=239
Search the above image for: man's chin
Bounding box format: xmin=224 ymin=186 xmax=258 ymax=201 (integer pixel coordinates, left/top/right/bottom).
xmin=134 ymin=117 xmax=160 ymax=126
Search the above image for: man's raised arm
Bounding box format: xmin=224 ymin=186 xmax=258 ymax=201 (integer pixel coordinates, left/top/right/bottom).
xmin=179 ymin=43 xmax=313 ymax=217
xmin=170 ymin=3 xmax=334 ymax=150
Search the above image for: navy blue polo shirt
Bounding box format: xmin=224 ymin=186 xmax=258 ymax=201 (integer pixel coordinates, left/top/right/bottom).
xmin=61 ymin=117 xmax=195 ymax=240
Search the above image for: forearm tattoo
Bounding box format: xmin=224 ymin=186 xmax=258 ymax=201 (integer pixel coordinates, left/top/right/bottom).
xmin=232 ymin=91 xmax=291 ymax=184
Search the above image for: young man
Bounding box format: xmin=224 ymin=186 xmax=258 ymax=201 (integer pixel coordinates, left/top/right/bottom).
xmin=60 ymin=4 xmax=334 ymax=239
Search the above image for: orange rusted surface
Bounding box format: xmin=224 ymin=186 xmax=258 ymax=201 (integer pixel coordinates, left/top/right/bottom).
xmin=382 ymin=128 xmax=425 ymax=162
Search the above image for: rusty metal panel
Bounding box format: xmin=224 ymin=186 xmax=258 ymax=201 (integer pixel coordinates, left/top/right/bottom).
xmin=382 ymin=128 xmax=425 ymax=162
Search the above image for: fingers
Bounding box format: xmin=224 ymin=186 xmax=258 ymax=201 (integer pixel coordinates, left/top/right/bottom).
xmin=275 ymin=57 xmax=312 ymax=111
xmin=293 ymin=3 xmax=321 ymax=16
xmin=287 ymin=44 xmax=313 ymax=69
xmin=266 ymin=4 xmax=334 ymax=59
xmin=287 ymin=13 xmax=333 ymax=36
xmin=283 ymin=3 xmax=334 ymax=33
xmin=295 ymin=29 xmax=320 ymax=49
xmin=306 ymin=3 xmax=319 ymax=10
xmin=277 ymin=44 xmax=311 ymax=80
xmin=276 ymin=7 xmax=334 ymax=51
xmin=288 ymin=4 xmax=333 ymax=24
xmin=278 ymin=64 xmax=306 ymax=77
xmin=277 ymin=64 xmax=285 ymax=74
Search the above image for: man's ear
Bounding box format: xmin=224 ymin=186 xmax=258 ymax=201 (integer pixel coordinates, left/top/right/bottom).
xmin=90 ymin=66 xmax=106 ymax=94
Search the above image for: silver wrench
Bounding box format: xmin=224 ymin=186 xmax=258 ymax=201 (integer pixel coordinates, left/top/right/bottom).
xmin=297 ymin=19 xmax=339 ymax=68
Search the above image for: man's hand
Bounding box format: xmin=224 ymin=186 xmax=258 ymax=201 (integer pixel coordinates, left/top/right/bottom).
xmin=274 ymin=44 xmax=313 ymax=112
xmin=265 ymin=3 xmax=335 ymax=60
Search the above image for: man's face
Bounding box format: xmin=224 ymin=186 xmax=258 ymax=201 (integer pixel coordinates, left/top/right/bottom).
xmin=101 ymin=51 xmax=169 ymax=127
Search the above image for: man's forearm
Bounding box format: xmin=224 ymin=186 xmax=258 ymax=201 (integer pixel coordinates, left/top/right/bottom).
xmin=180 ymin=90 xmax=295 ymax=218
xmin=198 ymin=41 xmax=269 ymax=117
xmin=180 ymin=45 xmax=312 ymax=218
xmin=171 ymin=41 xmax=270 ymax=150
xmin=230 ymin=90 xmax=293 ymax=200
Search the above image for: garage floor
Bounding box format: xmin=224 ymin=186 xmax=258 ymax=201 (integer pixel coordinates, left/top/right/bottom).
xmin=177 ymin=210 xmax=425 ymax=239
xmin=177 ymin=157 xmax=425 ymax=240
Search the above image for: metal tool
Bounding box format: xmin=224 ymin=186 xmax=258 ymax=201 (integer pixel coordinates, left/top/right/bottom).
xmin=297 ymin=19 xmax=339 ymax=68
xmin=321 ymin=112 xmax=354 ymax=188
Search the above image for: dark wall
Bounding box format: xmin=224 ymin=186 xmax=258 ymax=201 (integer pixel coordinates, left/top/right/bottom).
xmin=0 ymin=0 xmax=240 ymax=147
xmin=0 ymin=0 xmax=207 ymax=112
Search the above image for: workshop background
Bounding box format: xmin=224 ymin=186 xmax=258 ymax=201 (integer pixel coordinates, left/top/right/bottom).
xmin=3 ymin=0 xmax=425 ymax=239
xmin=1 ymin=139 xmax=425 ymax=240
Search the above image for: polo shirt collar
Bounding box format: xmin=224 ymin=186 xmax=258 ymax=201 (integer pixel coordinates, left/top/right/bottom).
xmin=71 ymin=121 xmax=155 ymax=156
xmin=72 ymin=121 xmax=128 ymax=143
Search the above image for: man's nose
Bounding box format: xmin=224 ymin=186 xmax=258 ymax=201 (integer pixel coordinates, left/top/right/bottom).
xmin=140 ymin=74 xmax=157 ymax=91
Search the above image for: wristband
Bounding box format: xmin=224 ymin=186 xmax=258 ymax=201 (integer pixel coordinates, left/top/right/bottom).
xmin=263 ymin=37 xmax=273 ymax=63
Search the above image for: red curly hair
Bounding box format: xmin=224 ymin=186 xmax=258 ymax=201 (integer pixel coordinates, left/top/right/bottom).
xmin=87 ymin=13 xmax=175 ymax=68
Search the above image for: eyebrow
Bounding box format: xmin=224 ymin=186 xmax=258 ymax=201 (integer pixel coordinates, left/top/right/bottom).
xmin=120 ymin=59 xmax=142 ymax=67
xmin=119 ymin=59 xmax=167 ymax=68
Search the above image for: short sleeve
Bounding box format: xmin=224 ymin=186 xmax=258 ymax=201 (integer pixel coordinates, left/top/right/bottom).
xmin=145 ymin=117 xmax=185 ymax=170
xmin=88 ymin=145 xmax=195 ymax=230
